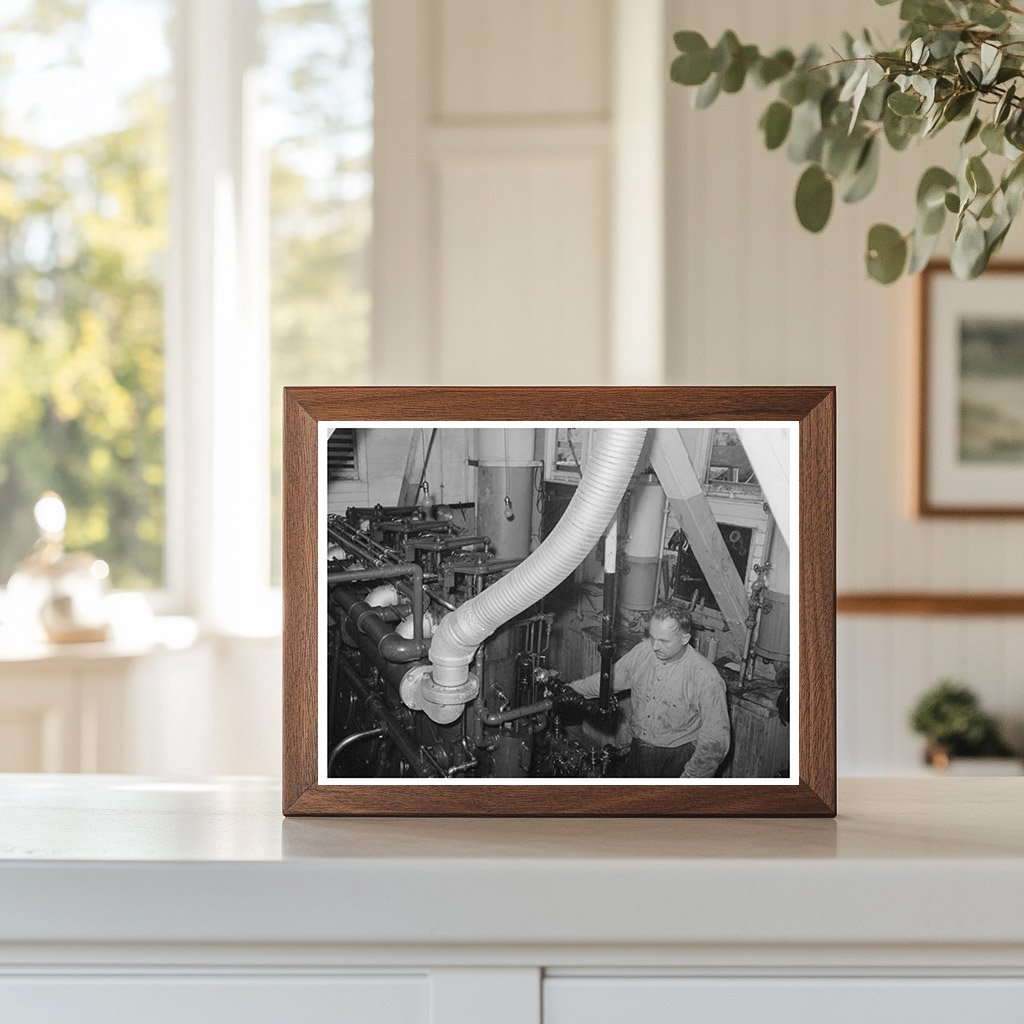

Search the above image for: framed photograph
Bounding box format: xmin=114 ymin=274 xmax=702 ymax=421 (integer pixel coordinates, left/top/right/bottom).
xmin=283 ymin=387 xmax=835 ymax=816
xmin=917 ymin=261 xmax=1024 ymax=516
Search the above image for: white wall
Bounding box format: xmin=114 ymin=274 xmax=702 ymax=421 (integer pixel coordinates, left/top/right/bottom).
xmin=373 ymin=0 xmax=664 ymax=385
xmin=665 ymin=0 xmax=1024 ymax=772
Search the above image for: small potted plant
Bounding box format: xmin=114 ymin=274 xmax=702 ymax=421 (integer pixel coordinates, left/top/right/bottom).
xmin=910 ymin=680 xmax=1019 ymax=772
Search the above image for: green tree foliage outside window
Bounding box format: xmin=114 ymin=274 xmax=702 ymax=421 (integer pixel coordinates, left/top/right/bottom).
xmin=0 ymin=0 xmax=170 ymax=588
xmin=263 ymin=0 xmax=372 ymax=583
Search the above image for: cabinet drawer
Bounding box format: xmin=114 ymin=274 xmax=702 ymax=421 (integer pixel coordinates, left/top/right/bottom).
xmin=0 ymin=974 xmax=427 ymax=1024
xmin=544 ymin=977 xmax=1024 ymax=1024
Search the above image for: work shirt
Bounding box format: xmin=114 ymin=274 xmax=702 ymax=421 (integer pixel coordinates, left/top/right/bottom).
xmin=571 ymin=641 xmax=730 ymax=778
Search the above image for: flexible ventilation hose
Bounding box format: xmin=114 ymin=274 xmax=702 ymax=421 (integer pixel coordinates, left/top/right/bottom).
xmin=427 ymin=428 xmax=647 ymax=691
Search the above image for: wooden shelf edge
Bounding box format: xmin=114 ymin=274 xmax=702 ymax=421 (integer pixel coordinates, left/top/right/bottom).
xmin=838 ymin=592 xmax=1024 ymax=616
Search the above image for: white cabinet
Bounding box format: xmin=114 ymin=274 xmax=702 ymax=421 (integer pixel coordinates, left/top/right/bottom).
xmin=545 ymin=978 xmax=1024 ymax=1023
xmin=1 ymin=777 xmax=1022 ymax=1024
xmin=0 ymin=975 xmax=428 ymax=1024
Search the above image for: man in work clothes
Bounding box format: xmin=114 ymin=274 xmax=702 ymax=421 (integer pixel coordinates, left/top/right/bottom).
xmin=569 ymin=599 xmax=731 ymax=778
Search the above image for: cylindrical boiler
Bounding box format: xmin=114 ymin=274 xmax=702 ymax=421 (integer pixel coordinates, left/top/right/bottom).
xmin=619 ymin=472 xmax=665 ymax=623
xmin=475 ymin=428 xmax=537 ymax=560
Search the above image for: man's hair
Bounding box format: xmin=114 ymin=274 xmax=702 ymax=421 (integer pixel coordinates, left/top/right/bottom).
xmin=650 ymin=599 xmax=693 ymax=635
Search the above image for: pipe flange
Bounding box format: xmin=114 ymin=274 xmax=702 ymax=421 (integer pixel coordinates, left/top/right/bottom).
xmin=399 ymin=664 xmax=431 ymax=713
xmin=399 ymin=665 xmax=479 ymax=725
xmin=421 ymin=671 xmax=479 ymax=709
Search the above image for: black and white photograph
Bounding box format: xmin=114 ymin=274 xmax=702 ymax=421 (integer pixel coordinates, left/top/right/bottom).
xmin=319 ymin=422 xmax=797 ymax=784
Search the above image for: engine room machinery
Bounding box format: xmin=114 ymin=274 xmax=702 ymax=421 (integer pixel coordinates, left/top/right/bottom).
xmin=326 ymin=428 xmax=647 ymax=780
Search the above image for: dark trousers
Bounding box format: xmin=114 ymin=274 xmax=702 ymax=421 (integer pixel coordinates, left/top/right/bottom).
xmin=628 ymin=739 xmax=696 ymax=778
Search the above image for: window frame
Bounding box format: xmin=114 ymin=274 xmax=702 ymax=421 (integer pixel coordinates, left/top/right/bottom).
xmin=165 ymin=0 xmax=278 ymax=631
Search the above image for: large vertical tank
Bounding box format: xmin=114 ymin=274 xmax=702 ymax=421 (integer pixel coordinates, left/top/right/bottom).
xmin=475 ymin=428 xmax=536 ymax=559
xmin=619 ymin=472 xmax=665 ymax=625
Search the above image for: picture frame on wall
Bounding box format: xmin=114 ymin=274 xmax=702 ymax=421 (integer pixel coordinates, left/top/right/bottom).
xmin=282 ymin=387 xmax=836 ymax=817
xmin=917 ymin=261 xmax=1024 ymax=517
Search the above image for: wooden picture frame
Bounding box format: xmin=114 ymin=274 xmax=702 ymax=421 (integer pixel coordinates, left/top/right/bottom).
xmin=283 ymin=387 xmax=836 ymax=816
xmin=917 ymin=261 xmax=1024 ymax=517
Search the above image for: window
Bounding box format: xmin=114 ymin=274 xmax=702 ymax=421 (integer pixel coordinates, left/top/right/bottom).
xmin=327 ymin=428 xmax=360 ymax=481
xmin=0 ymin=0 xmax=373 ymax=622
xmin=0 ymin=0 xmax=172 ymax=590
xmin=705 ymin=429 xmax=762 ymax=501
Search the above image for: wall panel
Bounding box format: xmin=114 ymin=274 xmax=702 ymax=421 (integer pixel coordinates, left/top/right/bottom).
xmin=436 ymin=151 xmax=608 ymax=384
xmin=438 ymin=0 xmax=610 ymax=120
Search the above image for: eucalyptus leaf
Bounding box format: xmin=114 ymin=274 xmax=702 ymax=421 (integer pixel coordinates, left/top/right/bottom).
xmin=942 ymin=92 xmax=974 ymax=122
xmin=820 ymin=86 xmax=841 ymax=126
xmin=866 ymin=223 xmax=908 ymax=283
xmin=888 ymin=90 xmax=921 ymax=115
xmin=822 ymin=128 xmax=864 ymax=178
xmin=970 ymin=2 xmax=1009 ymax=30
xmin=944 ymin=190 xmax=961 ymax=213
xmin=760 ymin=102 xmax=793 ymax=150
xmin=981 ymin=122 xmax=1005 ymax=155
xmin=967 ymin=154 xmax=995 ymax=196
xmin=951 ymin=212 xmax=986 ymax=278
xmin=795 ymin=164 xmax=834 ymax=232
xmin=981 ymin=42 xmax=1003 ymax=86
xmin=861 ymin=80 xmax=892 ymax=122
xmin=908 ymin=221 xmax=942 ymax=273
xmin=779 ymin=74 xmax=807 ymax=106
xmin=921 ymin=200 xmax=946 ymax=235
xmin=986 ymin=213 xmax=1012 ymax=260
xmin=787 ymin=100 xmax=823 ymax=162
xmin=721 ymin=45 xmax=759 ymax=93
xmin=996 ymin=82 xmax=1017 ymax=125
xmin=1006 ymin=172 xmax=1024 ymax=218
xmin=754 ymin=49 xmax=795 ymax=87
xmin=962 ymin=115 xmax=983 ymax=145
xmin=778 ymin=74 xmax=802 ymax=107
xmin=694 ymin=73 xmax=721 ymax=110
xmin=884 ymin=106 xmax=921 ymax=150
xmin=1003 ymin=157 xmax=1024 ymax=216
xmin=710 ymin=31 xmax=740 ymax=74
xmin=842 ymin=137 xmax=881 ymax=203
xmin=922 ymin=103 xmax=946 ymax=137
xmin=917 ymin=166 xmax=957 ymax=210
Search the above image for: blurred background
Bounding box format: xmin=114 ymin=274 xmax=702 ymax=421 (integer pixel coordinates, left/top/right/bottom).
xmin=1 ymin=0 xmax=1021 ymax=778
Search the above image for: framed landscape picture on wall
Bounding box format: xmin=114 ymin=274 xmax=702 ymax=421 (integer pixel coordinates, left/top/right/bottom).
xmin=918 ymin=262 xmax=1024 ymax=516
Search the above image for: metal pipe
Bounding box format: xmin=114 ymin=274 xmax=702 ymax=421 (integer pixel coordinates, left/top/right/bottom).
xmin=334 ymin=656 xmax=438 ymax=777
xmin=327 ymin=726 xmax=386 ymax=775
xmin=422 ymin=429 xmax=646 ymax=724
xmin=404 ymin=535 xmax=492 ymax=555
xmin=653 ymin=499 xmax=671 ymax=604
xmin=481 ymin=698 xmax=554 ymax=726
xmin=328 ymin=563 xmax=425 ymax=649
xmin=599 ymin=513 xmax=619 ymax=714
xmin=344 ymin=500 xmax=475 ymax=522
xmin=329 ymin=519 xmax=456 ymax=612
xmin=331 ymin=589 xmax=427 ymax=664
xmin=471 ymin=645 xmax=487 ymax=747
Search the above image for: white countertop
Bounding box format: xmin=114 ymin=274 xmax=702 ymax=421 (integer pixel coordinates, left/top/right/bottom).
xmin=1 ymin=775 xmax=1022 ymax=953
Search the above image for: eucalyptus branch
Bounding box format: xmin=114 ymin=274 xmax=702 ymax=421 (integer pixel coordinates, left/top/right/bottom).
xmin=670 ymin=1 xmax=1024 ymax=283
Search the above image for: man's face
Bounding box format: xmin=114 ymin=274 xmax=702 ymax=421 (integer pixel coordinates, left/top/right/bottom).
xmin=649 ymin=616 xmax=689 ymax=661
